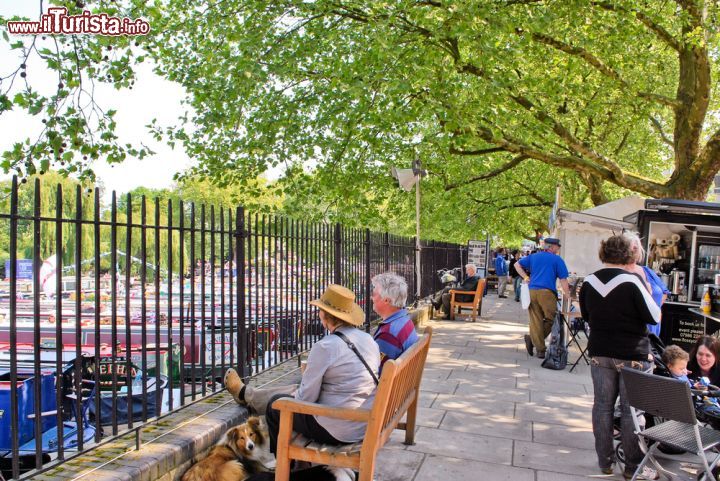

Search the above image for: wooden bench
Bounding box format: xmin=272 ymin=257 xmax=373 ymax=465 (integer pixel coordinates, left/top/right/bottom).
xmin=272 ymin=326 xmax=433 ymax=481
xmin=449 ymin=278 xmax=486 ymax=321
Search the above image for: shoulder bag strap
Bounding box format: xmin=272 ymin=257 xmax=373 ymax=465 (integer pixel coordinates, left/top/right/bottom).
xmin=333 ymin=331 xmax=379 ymax=385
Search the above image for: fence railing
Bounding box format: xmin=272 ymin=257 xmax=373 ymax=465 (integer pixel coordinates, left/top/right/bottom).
xmin=0 ymin=176 xmax=465 ymax=479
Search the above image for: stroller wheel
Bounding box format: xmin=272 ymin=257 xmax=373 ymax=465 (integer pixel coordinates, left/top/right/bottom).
xmin=615 ymin=442 xmax=625 ymax=465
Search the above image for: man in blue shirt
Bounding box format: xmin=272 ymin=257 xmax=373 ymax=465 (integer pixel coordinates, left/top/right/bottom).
xmin=494 ymin=248 xmax=509 ymax=298
xmin=514 ymin=238 xmax=571 ymax=359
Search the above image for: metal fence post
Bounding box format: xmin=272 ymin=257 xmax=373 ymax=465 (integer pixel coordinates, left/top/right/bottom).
xmin=236 ymin=206 xmax=247 ymax=377
xmin=364 ymin=229 xmax=371 ymax=332
xmin=383 ymin=232 xmax=390 ymax=272
xmin=334 ymin=223 xmax=342 ymax=285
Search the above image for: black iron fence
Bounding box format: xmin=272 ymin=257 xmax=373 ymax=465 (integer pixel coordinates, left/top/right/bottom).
xmin=0 ymin=177 xmax=464 ymax=479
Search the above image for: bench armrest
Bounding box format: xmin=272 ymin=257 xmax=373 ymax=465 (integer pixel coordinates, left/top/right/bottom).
xmin=272 ymin=398 xmax=370 ymax=422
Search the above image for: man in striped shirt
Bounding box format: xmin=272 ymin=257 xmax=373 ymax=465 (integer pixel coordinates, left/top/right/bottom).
xmin=370 ymin=272 xmax=419 ymax=370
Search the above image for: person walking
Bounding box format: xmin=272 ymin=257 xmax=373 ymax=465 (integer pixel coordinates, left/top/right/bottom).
xmin=579 ymin=235 xmax=660 ymax=479
xmin=514 ymin=238 xmax=571 ymax=358
xmin=494 ymin=248 xmax=509 ymax=298
xmin=509 ymin=250 xmax=522 ymax=302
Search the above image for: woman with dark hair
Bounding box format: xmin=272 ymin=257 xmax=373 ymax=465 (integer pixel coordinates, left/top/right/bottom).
xmin=579 ymin=235 xmax=661 ymax=480
xmin=687 ymin=335 xmax=720 ymax=386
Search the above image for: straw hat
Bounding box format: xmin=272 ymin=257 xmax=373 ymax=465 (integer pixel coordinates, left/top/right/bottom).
xmin=310 ymin=284 xmax=365 ymax=326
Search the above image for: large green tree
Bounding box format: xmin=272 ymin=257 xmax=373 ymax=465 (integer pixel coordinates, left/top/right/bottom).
xmin=2 ymin=0 xmax=720 ymax=241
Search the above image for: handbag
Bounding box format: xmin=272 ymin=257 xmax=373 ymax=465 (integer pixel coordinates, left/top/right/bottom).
xmin=333 ymin=331 xmax=379 ymax=385
xmin=541 ymin=313 xmax=568 ymax=370
xmin=520 ymin=283 xmax=531 ymax=309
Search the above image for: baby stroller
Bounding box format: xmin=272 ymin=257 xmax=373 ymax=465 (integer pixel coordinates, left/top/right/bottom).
xmin=614 ymin=334 xmax=720 ymax=465
xmin=613 ymin=334 xmax=673 ymax=464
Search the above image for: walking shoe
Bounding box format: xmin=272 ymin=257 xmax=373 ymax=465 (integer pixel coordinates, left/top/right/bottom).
xmin=623 ymin=465 xmax=659 ymax=480
xmin=536 ymin=350 xmax=546 ymax=359
xmin=600 ymin=466 xmax=613 ymax=475
xmin=224 ymin=368 xmax=246 ymax=405
xmin=524 ymin=334 xmax=534 ymax=356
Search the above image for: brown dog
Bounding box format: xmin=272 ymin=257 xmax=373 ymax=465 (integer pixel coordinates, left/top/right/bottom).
xmin=182 ymin=417 xmax=273 ymax=481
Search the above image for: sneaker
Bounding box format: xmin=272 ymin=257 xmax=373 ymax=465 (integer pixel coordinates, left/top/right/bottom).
xmin=623 ymin=465 xmax=659 ymax=480
xmin=600 ymin=466 xmax=613 ymax=475
xmin=524 ymin=335 xmax=534 ymax=356
xmin=223 ymin=368 xmax=246 ymax=405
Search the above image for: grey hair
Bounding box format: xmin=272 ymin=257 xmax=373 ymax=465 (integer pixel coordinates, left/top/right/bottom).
xmin=465 ymin=263 xmax=477 ymax=272
xmin=623 ymin=231 xmax=645 ymax=263
xmin=371 ymin=272 xmax=408 ymax=308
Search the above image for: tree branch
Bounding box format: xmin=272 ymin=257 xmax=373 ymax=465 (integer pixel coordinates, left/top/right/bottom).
xmin=526 ymin=31 xmax=680 ymax=109
xmin=448 ymin=146 xmax=505 ymax=156
xmin=649 ymin=116 xmax=674 ymax=147
xmin=592 ymin=1 xmax=681 ymax=51
xmin=444 ymin=155 xmax=528 ymax=190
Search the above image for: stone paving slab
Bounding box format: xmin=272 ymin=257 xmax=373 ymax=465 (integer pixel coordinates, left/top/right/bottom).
xmin=413 ymin=455 xmax=535 ymax=481
xmin=406 ymin=427 xmax=514 ymax=465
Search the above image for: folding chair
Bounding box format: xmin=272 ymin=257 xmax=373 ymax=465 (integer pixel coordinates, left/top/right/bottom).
xmin=557 ymin=299 xmax=589 ymax=372
xmin=621 ymin=367 xmax=720 ymax=481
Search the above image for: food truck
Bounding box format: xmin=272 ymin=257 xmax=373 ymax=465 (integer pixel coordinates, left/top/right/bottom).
xmin=555 ymin=197 xmax=720 ymax=351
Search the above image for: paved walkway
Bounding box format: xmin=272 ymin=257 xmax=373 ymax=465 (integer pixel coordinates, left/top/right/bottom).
xmin=373 ymin=296 xmax=702 ymax=481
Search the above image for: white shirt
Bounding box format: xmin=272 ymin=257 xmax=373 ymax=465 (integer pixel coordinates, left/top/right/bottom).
xmin=295 ymin=325 xmax=380 ymax=442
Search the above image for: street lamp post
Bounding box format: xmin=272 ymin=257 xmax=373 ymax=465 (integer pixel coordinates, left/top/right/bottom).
xmin=391 ymin=159 xmax=427 ymax=301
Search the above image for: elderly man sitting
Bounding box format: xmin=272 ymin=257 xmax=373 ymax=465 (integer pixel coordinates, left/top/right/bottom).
xmin=431 ymin=264 xmax=481 ymax=318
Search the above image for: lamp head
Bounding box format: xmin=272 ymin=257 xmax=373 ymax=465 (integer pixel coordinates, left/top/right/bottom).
xmin=391 ymin=167 xmax=418 ymax=191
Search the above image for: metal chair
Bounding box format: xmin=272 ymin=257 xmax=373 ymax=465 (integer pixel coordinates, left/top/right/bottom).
xmin=621 ymin=367 xmax=720 ymax=481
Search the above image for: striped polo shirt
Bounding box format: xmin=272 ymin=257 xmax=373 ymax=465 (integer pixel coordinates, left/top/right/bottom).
xmin=373 ymin=308 xmax=419 ymax=371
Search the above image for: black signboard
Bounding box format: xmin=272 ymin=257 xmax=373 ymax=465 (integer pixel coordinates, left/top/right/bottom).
xmin=669 ymin=314 xmax=705 ymax=352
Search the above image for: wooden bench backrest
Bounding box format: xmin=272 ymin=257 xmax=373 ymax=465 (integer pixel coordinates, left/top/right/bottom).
xmin=471 ymin=279 xmax=485 ymax=305
xmin=363 ymin=326 xmax=432 ymax=450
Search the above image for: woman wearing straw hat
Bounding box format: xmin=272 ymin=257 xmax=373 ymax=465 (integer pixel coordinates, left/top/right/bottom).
xmin=225 ymin=284 xmax=380 ymax=454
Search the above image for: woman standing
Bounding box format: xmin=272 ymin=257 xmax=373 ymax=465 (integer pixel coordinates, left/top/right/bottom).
xmin=225 ymin=284 xmax=380 ymax=454
xmin=624 ymin=232 xmax=669 ymax=337
xmin=579 ymin=235 xmax=661 ymax=480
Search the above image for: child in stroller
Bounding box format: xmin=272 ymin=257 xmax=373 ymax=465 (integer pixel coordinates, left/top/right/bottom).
xmin=614 ymin=336 xmax=720 ymax=465
xmin=662 ymin=344 xmax=720 ymax=429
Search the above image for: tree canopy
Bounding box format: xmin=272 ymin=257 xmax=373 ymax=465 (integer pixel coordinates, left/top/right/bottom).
xmin=2 ymin=0 xmax=720 ymax=242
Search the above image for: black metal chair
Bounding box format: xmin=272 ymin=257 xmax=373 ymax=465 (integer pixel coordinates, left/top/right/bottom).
xmin=621 ymin=367 xmax=720 ymax=481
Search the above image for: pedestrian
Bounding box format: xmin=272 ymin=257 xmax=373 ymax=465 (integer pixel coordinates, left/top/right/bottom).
xmin=494 ymin=248 xmax=509 ymax=298
xmin=509 ymin=250 xmax=522 ymax=302
xmin=623 ymin=232 xmax=669 ymax=337
xmin=514 ymin=238 xmax=571 ymax=359
xmin=579 ymin=235 xmax=660 ymax=479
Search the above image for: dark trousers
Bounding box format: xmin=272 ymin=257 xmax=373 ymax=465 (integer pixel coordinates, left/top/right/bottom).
xmin=265 ymin=393 xmax=345 ymax=455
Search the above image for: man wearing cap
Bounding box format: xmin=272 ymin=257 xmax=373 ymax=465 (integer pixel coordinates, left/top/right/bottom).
xmin=514 ymin=238 xmax=571 ymax=359
xmin=370 ymin=272 xmax=419 ymax=369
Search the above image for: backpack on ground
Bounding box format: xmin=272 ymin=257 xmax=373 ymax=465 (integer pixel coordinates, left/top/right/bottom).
xmin=542 ymin=313 xmax=567 ymax=370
